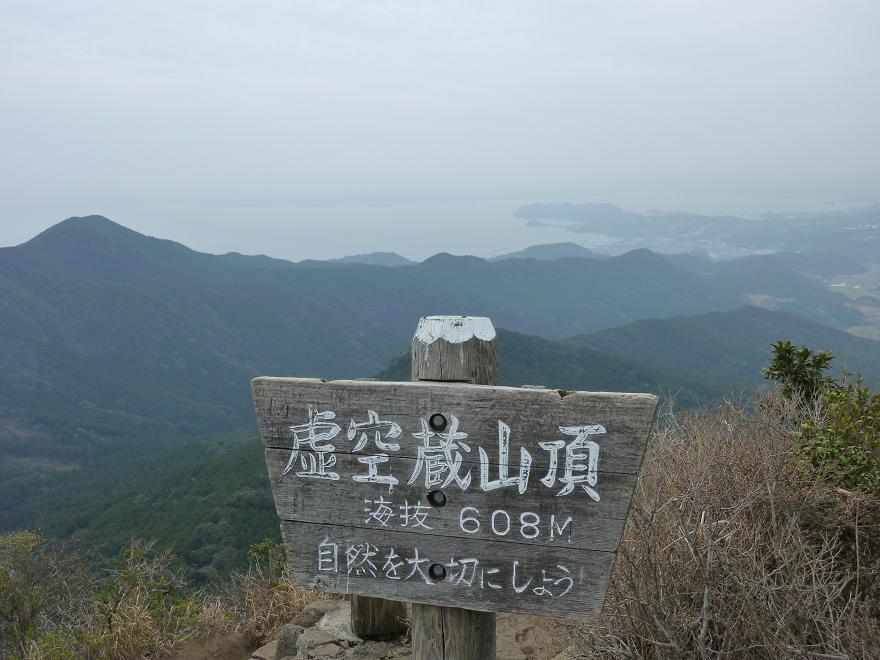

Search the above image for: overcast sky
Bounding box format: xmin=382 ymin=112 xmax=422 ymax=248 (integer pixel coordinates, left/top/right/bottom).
xmin=1 ymin=1 xmax=878 ymax=259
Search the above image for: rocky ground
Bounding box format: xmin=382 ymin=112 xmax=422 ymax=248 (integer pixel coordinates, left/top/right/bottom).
xmin=235 ymin=599 xmax=575 ymax=660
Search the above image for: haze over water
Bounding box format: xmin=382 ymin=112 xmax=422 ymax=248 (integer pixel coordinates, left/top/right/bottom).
xmin=3 ymin=192 xmax=869 ymax=263
xmin=2 ymin=2 xmax=877 ymax=259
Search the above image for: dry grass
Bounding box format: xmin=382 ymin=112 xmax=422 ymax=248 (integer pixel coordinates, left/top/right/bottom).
xmin=13 ymin=391 xmax=880 ymax=659
xmin=569 ymin=392 xmax=880 ymax=658
xmin=224 ymin=552 xmax=329 ymax=646
xmin=21 ymin=541 xmax=326 ymax=659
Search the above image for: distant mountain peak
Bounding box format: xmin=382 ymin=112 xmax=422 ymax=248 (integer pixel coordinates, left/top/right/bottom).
xmin=614 ymin=247 xmax=673 ymax=264
xmin=27 ymin=214 xmax=138 ymax=245
xmin=491 ymin=242 xmax=603 ymax=261
xmin=420 ymin=252 xmax=486 ymax=267
xmin=59 ymin=214 xmax=116 ymax=226
xmin=331 ymin=251 xmax=415 ymax=267
xmin=14 ymin=215 xmax=203 ymax=281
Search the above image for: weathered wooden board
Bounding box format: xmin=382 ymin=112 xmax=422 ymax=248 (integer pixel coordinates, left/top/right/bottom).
xmin=253 ymin=377 xmax=657 ymax=619
xmin=265 ymin=449 xmax=633 ymax=552
xmin=254 ymin=378 xmax=656 ymax=473
xmin=281 ymin=522 xmax=617 ymax=618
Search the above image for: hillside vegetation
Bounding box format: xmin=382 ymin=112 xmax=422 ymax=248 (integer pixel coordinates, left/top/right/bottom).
xmin=4 ymin=347 xmax=879 ymax=658
xmin=2 ymin=216 xmax=878 ymax=582
xmin=379 ymin=308 xmax=880 ymax=401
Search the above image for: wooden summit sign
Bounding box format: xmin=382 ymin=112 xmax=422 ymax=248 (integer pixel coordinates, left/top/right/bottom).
xmin=252 ymin=345 xmax=657 ymax=621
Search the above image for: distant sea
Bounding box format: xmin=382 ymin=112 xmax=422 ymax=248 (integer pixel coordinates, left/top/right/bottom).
xmin=4 ymin=193 xmax=870 ymax=263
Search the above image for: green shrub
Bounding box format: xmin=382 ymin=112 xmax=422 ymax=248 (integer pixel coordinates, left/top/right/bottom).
xmin=763 ymin=339 xmax=835 ymax=401
xmin=763 ymin=340 xmax=880 ymax=609
xmin=798 ymin=375 xmax=880 ymax=495
xmin=0 ymin=531 xmax=84 ymax=659
xmin=765 ymin=339 xmax=880 ymax=497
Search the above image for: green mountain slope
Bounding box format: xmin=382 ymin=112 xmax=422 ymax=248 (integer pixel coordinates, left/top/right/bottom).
xmin=0 ymin=215 xmax=874 ymax=572
xmin=379 ymin=307 xmax=880 ymax=399
xmin=2 ymin=216 xmax=860 ymax=471
xmin=0 ymin=219 xmax=867 ymax=466
xmin=81 ymin=305 xmax=878 ymax=580
xmin=578 ymin=306 xmax=880 ymax=391
xmin=376 ymin=328 xmax=714 ymax=404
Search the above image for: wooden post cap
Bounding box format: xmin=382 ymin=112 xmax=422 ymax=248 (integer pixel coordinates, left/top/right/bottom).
xmin=411 ymin=316 xmax=498 ymax=385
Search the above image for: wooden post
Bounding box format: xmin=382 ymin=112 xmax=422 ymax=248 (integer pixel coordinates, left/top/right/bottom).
xmin=350 ymin=595 xmax=407 ymax=639
xmin=350 ymin=315 xmax=498 ymax=646
xmin=411 ymin=315 xmax=497 ymax=660
xmin=411 ymin=315 xmax=497 ymax=386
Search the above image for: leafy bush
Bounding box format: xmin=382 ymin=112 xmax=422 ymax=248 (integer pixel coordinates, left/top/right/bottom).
xmin=797 ymin=375 xmax=880 ymax=496
xmin=765 ymin=340 xmax=880 ymax=497
xmin=0 ymin=531 xmax=85 ymax=659
xmin=763 ymin=339 xmax=835 ymax=401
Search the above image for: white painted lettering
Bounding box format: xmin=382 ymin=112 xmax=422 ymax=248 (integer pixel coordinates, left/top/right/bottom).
xmin=491 ymin=509 xmax=511 ymax=536
xmin=479 ymin=421 xmax=532 ymax=493
xmin=519 ymin=512 xmax=540 ymax=539
xmin=459 ymin=506 xmax=481 ymax=534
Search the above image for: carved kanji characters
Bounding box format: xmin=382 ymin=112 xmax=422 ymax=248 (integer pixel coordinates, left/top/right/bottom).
xmin=363 ymin=496 xmax=396 ymax=526
xmin=479 ymin=420 xmax=532 ymax=493
xmin=408 ymin=415 xmax=472 ymax=489
xmin=316 ymin=536 xmax=338 ymax=573
xmin=445 ymin=557 xmax=479 ymax=586
xmin=404 ymin=548 xmax=433 ymax=583
xmin=348 ymin=410 xmax=402 ymax=485
xmin=345 ymin=542 xmax=379 ymax=576
xmin=539 ymin=424 xmax=606 ymax=498
xmin=398 ymin=499 xmax=432 ymax=530
xmin=283 ymin=406 xmax=341 ymax=480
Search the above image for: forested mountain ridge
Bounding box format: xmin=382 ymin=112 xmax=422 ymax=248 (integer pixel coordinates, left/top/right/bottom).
xmin=578 ymin=306 xmax=880 ymax=390
xmin=378 ymin=307 xmax=880 ymax=401
xmin=1 ymin=215 xmax=876 ymax=577
xmin=37 ymin=304 xmax=880 ymax=580
xmin=0 ymin=215 xmax=870 ymax=467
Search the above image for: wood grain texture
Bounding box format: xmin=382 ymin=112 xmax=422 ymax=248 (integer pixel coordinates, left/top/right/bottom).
xmin=281 ymin=521 xmax=616 ymax=619
xmin=350 ymin=595 xmax=407 ymax=639
xmin=353 ymin=316 xmax=501 ymax=642
xmin=412 ymin=603 xmax=495 ymax=659
xmin=254 ymin=315 xmax=657 ymax=631
xmin=254 ymin=378 xmax=657 ymax=618
xmin=265 ymin=448 xmax=632 ymax=552
xmin=410 ymin=316 xmax=498 ymax=660
xmin=412 ymin=334 xmax=498 ymax=385
xmin=253 ymin=378 xmax=657 ymax=476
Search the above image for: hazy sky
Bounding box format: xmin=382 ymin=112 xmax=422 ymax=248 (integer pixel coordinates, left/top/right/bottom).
xmin=1 ymin=1 xmax=878 ymax=260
